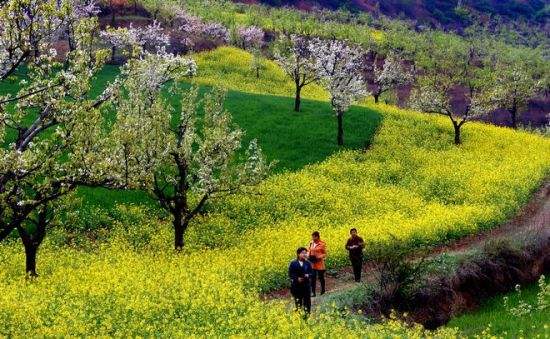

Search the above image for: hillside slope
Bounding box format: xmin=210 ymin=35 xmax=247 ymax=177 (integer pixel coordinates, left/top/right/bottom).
xmin=1 ymin=46 xmax=549 ymax=337
xmin=238 ymin=0 xmax=549 ymax=31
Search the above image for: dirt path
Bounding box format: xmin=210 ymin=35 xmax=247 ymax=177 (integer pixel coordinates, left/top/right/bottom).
xmin=262 ymin=181 xmax=550 ymax=303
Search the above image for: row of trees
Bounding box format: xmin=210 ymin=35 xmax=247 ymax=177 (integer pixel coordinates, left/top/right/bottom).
xmin=0 ymin=0 xmax=269 ymax=275
xmin=121 ymin=3 xmax=546 ymax=145
xmin=158 ymin=1 xmax=547 ymax=142
xmin=273 ymin=28 xmax=548 ymax=145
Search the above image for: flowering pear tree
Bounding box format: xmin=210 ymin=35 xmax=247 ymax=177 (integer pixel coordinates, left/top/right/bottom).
xmin=109 ymin=61 xmax=270 ymax=251
xmin=489 ymin=49 xmax=546 ymax=129
xmin=1 ymin=0 xmax=66 ymax=80
xmin=366 ymin=53 xmax=414 ymax=104
xmin=101 ymin=20 xmax=170 ymax=61
xmin=410 ymin=33 xmax=493 ymax=145
xmin=238 ymin=26 xmax=265 ymax=78
xmin=311 ymin=39 xmax=366 ymax=146
xmin=0 ymin=0 xmax=126 ymax=276
xmin=64 ymin=0 xmax=100 ymax=51
xmin=274 ymin=35 xmax=318 ymax=112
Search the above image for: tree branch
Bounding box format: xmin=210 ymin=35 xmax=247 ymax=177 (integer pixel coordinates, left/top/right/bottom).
xmin=0 ymin=50 xmax=30 ymax=81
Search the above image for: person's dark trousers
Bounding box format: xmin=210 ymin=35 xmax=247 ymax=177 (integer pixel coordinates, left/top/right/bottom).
xmin=351 ymin=257 xmax=362 ymax=282
xmin=292 ymin=285 xmax=311 ymax=314
xmin=311 ymin=269 xmax=326 ymax=296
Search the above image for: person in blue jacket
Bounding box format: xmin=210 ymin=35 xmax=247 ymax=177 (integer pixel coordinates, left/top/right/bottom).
xmin=288 ymin=247 xmax=313 ymax=314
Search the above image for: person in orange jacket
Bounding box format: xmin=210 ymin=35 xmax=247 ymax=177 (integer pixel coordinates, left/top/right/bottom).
xmin=308 ymin=231 xmax=327 ymax=296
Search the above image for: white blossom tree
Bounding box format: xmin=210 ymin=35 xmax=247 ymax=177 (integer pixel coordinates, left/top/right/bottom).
xmin=274 ymin=34 xmax=318 ymax=112
xmin=100 ymin=20 xmax=170 ymax=60
xmin=311 ymin=39 xmax=366 ymax=145
xmin=0 ymin=0 xmax=198 ymax=275
xmin=0 ymin=0 xmax=67 ymax=80
xmin=489 ymin=48 xmax=547 ymax=129
xmin=0 ymin=0 xmax=124 ymax=276
xmin=64 ymin=0 xmax=100 ymax=51
xmin=109 ymin=63 xmax=270 ymax=251
xmin=364 ymin=53 xmax=414 ymax=104
xmin=410 ymin=32 xmax=493 ymax=145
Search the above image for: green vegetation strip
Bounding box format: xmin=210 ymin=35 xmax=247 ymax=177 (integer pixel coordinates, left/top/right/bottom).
xmin=448 ymin=279 xmax=549 ymax=338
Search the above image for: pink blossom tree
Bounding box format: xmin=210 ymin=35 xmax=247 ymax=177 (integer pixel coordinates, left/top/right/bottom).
xmin=174 ymin=10 xmax=229 ymax=52
xmin=237 ymin=26 xmax=265 ymax=78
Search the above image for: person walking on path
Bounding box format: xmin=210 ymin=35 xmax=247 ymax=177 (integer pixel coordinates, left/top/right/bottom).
xmin=345 ymin=228 xmax=365 ymax=282
xmin=288 ymin=247 xmax=313 ymax=314
xmin=308 ymin=231 xmax=327 ymax=296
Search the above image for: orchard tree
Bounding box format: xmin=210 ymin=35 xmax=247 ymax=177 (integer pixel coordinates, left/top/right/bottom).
xmin=202 ymin=22 xmax=230 ymax=44
xmin=237 ymin=26 xmax=265 ymax=79
xmin=410 ymin=32 xmax=493 ymax=145
xmin=0 ymin=0 xmax=70 ymax=80
xmin=175 ymin=10 xmax=229 ymax=52
xmin=101 ymin=21 xmax=170 ymax=60
xmin=311 ymin=39 xmax=366 ymax=146
xmin=364 ymin=53 xmax=414 ymax=104
xmin=109 ymin=61 xmax=270 ymax=251
xmin=274 ymin=34 xmax=318 ymax=112
xmin=0 ymin=0 xmax=125 ymax=276
xmin=56 ymin=0 xmax=100 ymax=52
xmin=489 ymin=47 xmax=547 ymax=129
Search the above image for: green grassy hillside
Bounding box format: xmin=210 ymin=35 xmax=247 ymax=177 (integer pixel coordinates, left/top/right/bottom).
xmin=0 ymin=48 xmax=380 ymax=217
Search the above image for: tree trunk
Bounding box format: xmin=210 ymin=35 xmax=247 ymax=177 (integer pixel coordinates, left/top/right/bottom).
xmin=174 ymin=217 xmax=186 ymax=251
xmin=24 ymin=241 xmax=38 ymax=277
xmin=67 ymin=28 xmax=75 ymax=52
xmin=111 ymin=46 xmax=116 ymax=63
xmin=110 ymin=0 xmax=116 ymax=26
xmin=374 ymin=93 xmax=380 ymax=104
xmin=337 ymin=112 xmax=344 ymax=146
xmin=294 ymin=85 xmax=302 ymax=112
xmin=453 ymin=123 xmax=462 ymax=145
xmin=510 ymin=104 xmax=518 ymax=129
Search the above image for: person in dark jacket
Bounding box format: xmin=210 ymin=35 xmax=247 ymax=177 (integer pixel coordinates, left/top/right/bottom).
xmin=288 ymin=247 xmax=313 ymax=314
xmin=345 ymin=228 xmax=365 ymax=282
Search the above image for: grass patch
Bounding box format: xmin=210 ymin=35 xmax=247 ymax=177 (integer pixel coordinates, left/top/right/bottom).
xmin=447 ymin=279 xmax=549 ymax=337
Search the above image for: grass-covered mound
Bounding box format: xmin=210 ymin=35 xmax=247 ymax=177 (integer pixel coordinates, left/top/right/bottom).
xmin=0 ymin=47 xmax=549 ymax=336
